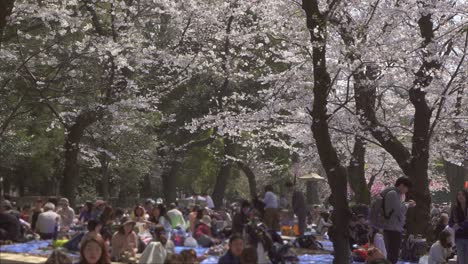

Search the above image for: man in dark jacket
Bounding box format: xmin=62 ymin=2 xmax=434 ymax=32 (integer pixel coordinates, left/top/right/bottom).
xmin=0 ymin=200 xmax=21 ymax=242
xmin=218 ymin=234 xmax=244 ymax=264
xmin=285 ymin=181 xmax=307 ymax=236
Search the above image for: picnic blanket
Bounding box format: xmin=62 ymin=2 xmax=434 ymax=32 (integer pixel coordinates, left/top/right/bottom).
xmin=0 ymin=240 xmax=79 ymax=260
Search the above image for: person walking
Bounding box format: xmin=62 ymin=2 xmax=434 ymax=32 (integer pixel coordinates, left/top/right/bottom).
xmin=285 ymin=181 xmax=306 ymax=236
xmin=379 ymin=177 xmax=415 ymax=264
xmin=449 ymin=190 xmax=468 ymax=264
xmin=263 ymin=185 xmax=280 ymax=231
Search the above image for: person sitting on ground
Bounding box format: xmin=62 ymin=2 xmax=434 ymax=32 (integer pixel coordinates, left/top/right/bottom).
xmin=133 ymin=205 xmax=147 ymax=222
xmin=428 ymin=230 xmax=453 ymax=264
xmin=80 ymin=220 xmax=103 ymax=248
xmin=0 ymin=200 xmax=21 ymax=242
xmin=80 ymin=236 xmax=111 ymax=264
xmin=30 ymin=199 xmax=44 ymax=232
xmin=111 ymin=217 xmax=138 ymax=261
xmin=151 ymin=224 xmax=175 ymax=254
xmin=57 ymin=198 xmax=75 ymax=231
xmin=434 ymin=213 xmax=449 ymax=240
xmin=148 ymin=204 xmax=172 ymax=231
xmin=188 ymin=205 xmax=200 ymax=234
xmin=316 ymin=211 xmax=332 ymax=236
xmin=79 ymin=202 xmax=94 ymax=223
xmin=91 ymin=200 xmax=106 ymax=221
xmin=366 ymin=247 xmax=390 ymax=264
xmin=370 ymin=228 xmax=387 ymax=259
xmin=99 ymin=206 xmax=115 ymax=241
xmin=20 ymin=204 xmax=31 ymax=222
xmin=194 ymin=215 xmax=215 ymax=247
xmin=218 ymin=234 xmax=244 ymax=264
xmin=36 ymin=202 xmax=61 ymax=240
xmin=232 ymin=200 xmax=251 ymax=235
xmin=166 ymin=203 xmax=187 ymax=229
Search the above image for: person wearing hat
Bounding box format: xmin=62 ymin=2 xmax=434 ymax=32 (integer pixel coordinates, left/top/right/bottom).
xmin=0 ymin=200 xmax=21 ymax=242
xmin=194 ymin=215 xmax=214 ymax=247
xmin=57 ymin=198 xmax=75 ymax=230
xmin=36 ymin=202 xmax=61 ymax=240
xmin=111 ymin=217 xmax=138 ymax=261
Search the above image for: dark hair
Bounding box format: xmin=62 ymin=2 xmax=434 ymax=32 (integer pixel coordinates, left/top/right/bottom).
xmin=320 ymin=212 xmax=330 ymax=222
xmin=157 ymin=204 xmax=167 ymax=217
xmin=87 ymin=220 xmax=101 ymax=232
xmin=285 ymin=181 xmax=293 ymax=188
xmin=196 ymin=208 xmax=204 ymax=220
xmin=100 ymin=206 xmax=114 ymax=223
xmin=117 ymin=218 xmax=135 ymax=235
xmin=439 ymin=230 xmax=452 ymax=248
xmin=394 ymin=177 xmax=413 ymax=189
xmin=133 ymin=206 xmax=145 ymax=217
xmin=241 ymin=200 xmax=251 ymax=209
xmin=85 ymin=202 xmax=93 ymax=212
xmin=456 ymin=190 xmax=468 ymax=209
xmin=264 ymin=185 xmax=273 ymax=193
xmin=114 ymin=208 xmax=124 ymax=218
xmin=79 ymin=237 xmax=110 ymax=264
xmin=229 ymin=234 xmax=244 ymax=244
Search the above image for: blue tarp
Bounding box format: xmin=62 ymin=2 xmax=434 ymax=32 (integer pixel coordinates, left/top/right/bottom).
xmin=0 ymin=240 xmax=79 ymax=258
xmin=173 ymin=246 xmax=208 ymax=256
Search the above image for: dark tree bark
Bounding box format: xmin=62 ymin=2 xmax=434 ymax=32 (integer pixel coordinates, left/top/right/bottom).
xmin=60 ymin=111 xmax=98 ymax=206
xmin=348 ymin=136 xmax=370 ymax=204
xmin=0 ymin=0 xmax=14 ymax=48
xmin=353 ymin=13 xmax=439 ymax=236
xmin=161 ymin=160 xmax=181 ymax=205
xmin=212 ymin=138 xmax=235 ymax=208
xmin=99 ymin=154 xmax=110 ymax=201
xmin=302 ymin=1 xmax=351 ymax=263
xmin=237 ymin=161 xmax=257 ymax=199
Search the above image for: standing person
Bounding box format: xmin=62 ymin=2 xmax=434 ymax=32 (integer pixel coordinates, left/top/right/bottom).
xmin=449 ymin=190 xmax=468 ymax=264
xmin=218 ymin=234 xmax=244 ymax=264
xmin=57 ymin=198 xmax=75 ymax=230
xmin=0 ymin=200 xmax=21 ymax=242
xmin=203 ymin=193 xmax=215 ymax=209
xmin=30 ymin=199 xmax=43 ymax=232
xmin=36 ymin=202 xmax=61 ymax=240
xmin=263 ymin=185 xmax=280 ymax=231
xmin=379 ymin=177 xmax=415 ymax=264
xmin=285 ymin=181 xmax=306 ymax=236
xmin=232 ymin=201 xmax=251 ymax=234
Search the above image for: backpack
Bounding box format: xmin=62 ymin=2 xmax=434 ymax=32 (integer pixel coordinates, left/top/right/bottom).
xmin=369 ymin=187 xmax=397 ymax=228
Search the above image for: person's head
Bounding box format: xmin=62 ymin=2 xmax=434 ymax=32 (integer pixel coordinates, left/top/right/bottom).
xmin=44 ymin=202 xmax=55 ymax=212
xmin=169 ymin=203 xmax=176 ymax=210
xmin=94 ymin=200 xmax=105 ymax=211
xmin=438 ymin=213 xmax=449 ymax=226
xmin=200 ymin=215 xmax=212 ymax=227
xmin=87 ymin=220 xmax=102 ymax=233
xmin=1 ymin=200 xmax=12 ymax=212
xmin=285 ymin=181 xmax=294 ymax=190
xmin=134 ymin=206 xmax=145 ymax=218
xmin=80 ymin=237 xmax=110 ymax=264
xmin=179 ymin=249 xmax=197 ymax=263
xmin=114 ymin=208 xmax=124 ymax=218
xmin=35 ymin=199 xmax=44 ymax=210
xmin=153 ymin=224 xmax=166 ymax=239
xmin=264 ymin=185 xmax=273 ymax=193
xmin=240 ymin=200 xmax=251 ymax=215
xmin=150 ymin=207 xmax=161 ymax=220
xmin=85 ymin=201 xmax=93 ymax=212
xmin=229 ymin=234 xmax=244 ymax=257
xmin=118 ymin=218 xmax=136 ymax=235
xmin=394 ymin=177 xmax=412 ymax=194
xmin=456 ymin=190 xmax=468 ymax=208
xmin=59 ymin=198 xmax=69 ymax=208
xmin=438 ymin=229 xmax=452 ymax=248
xmin=157 ymin=204 xmax=167 ymax=217
xmin=240 ymin=247 xmax=257 ymax=264
xmin=320 ymin=212 xmax=330 ymax=222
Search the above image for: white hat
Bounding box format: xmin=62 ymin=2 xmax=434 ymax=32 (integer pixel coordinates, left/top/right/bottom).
xmin=200 ymin=215 xmax=212 ymax=227
xmin=138 ymin=242 xmax=167 ymax=264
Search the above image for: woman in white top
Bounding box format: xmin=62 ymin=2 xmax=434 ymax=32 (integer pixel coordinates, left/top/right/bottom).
xmin=371 ymin=228 xmax=387 ymax=259
xmin=428 ymin=230 xmax=453 ymax=264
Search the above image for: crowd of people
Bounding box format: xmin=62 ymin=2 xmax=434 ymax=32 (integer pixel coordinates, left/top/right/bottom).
xmin=0 ymin=177 xmax=466 ymax=264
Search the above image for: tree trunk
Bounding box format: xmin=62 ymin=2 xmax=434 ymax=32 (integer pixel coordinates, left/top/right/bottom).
xmin=161 ymin=160 xmax=180 ymax=205
xmin=302 ymin=1 xmax=351 ymax=262
xmin=212 ymin=138 xmax=235 ymax=208
xmin=347 ymin=136 xmax=370 ymax=204
xmin=61 ymin=111 xmax=98 ymax=206
xmin=99 ymin=155 xmax=110 ymax=201
xmin=237 ymin=161 xmax=257 ymax=199
xmin=0 ymin=0 xmax=15 ymax=48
